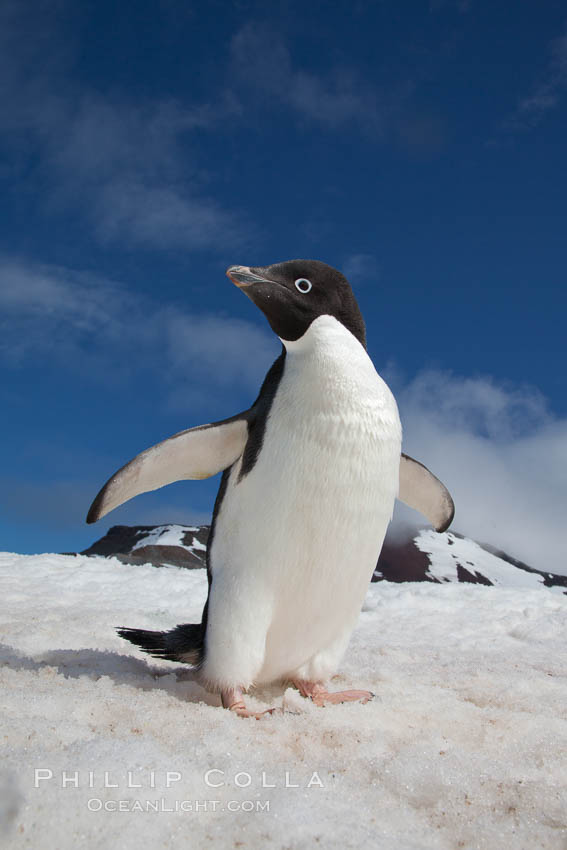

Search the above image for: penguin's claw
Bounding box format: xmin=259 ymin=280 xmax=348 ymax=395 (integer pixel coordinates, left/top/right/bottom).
xmin=311 ymin=689 xmax=374 ymax=706
xmin=231 ymin=705 xmax=276 ymax=719
xmin=292 ymin=680 xmax=374 ymax=706
xmin=221 ymin=687 xmax=276 ymax=719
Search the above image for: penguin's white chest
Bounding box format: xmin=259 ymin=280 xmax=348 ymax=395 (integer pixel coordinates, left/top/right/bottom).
xmin=205 ymin=316 xmax=402 ymax=687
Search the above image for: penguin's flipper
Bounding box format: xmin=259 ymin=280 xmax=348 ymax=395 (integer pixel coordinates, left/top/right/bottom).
xmin=398 ymin=453 xmax=455 ymax=532
xmin=86 ymin=416 xmax=249 ymax=523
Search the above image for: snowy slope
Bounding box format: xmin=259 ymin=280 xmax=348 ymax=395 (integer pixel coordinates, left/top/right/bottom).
xmin=1 ymin=551 xmax=566 ymax=849
xmin=407 ymin=530 xmax=565 ymax=591
xmin=131 ymin=524 xmax=204 ymax=552
xmin=416 ymin=530 xmax=559 ymax=589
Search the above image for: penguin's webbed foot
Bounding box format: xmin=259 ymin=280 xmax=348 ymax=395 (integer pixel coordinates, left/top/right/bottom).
xmin=221 ymin=687 xmax=276 ymax=719
xmin=292 ymin=679 xmax=374 ymax=707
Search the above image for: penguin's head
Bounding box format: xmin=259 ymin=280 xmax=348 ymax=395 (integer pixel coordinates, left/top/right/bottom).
xmin=226 ymin=259 xmax=366 ymax=347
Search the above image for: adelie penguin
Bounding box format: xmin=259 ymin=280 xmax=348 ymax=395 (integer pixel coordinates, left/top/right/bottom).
xmin=87 ymin=260 xmax=454 ymax=717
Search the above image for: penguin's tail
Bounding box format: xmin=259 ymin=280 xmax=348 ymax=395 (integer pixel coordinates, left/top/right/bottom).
xmin=116 ymin=623 xmax=203 ymax=665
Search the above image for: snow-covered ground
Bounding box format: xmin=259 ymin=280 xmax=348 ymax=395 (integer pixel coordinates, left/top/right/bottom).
xmin=1 ymin=552 xmax=566 ymax=849
xmin=416 ymin=530 xmax=563 ymax=590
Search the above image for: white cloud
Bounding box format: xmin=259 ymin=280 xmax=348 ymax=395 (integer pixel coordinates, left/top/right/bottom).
xmin=428 ymin=0 xmax=472 ymax=12
xmin=165 ymin=312 xmax=278 ymax=390
xmin=46 ymin=95 xmax=210 ymax=183
xmin=94 ymin=180 xmax=244 ymax=251
xmin=0 ymin=257 xmax=278 ymax=391
xmin=0 ymin=259 xmax=126 ymax=324
xmin=502 ymin=21 xmax=567 ymax=132
xmin=342 ymin=253 xmax=379 ymax=285
xmin=49 ymin=95 xmax=247 ymax=250
xmin=0 ymin=476 xmax=211 ymax=533
xmin=230 ymin=22 xmax=385 ymax=132
xmin=391 ymin=370 xmax=567 ymax=576
xmin=0 ymin=6 xmax=247 ymax=251
xmin=0 ymin=259 xmax=130 ymax=366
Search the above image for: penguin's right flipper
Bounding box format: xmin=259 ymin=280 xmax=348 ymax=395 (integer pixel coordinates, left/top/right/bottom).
xmin=86 ymin=415 xmax=249 ymax=523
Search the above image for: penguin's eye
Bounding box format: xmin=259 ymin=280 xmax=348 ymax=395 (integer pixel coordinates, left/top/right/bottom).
xmin=294 ymin=278 xmax=312 ymax=293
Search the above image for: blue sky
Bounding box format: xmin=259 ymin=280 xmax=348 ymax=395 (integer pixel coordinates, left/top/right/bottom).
xmin=1 ymin=0 xmax=566 ymax=568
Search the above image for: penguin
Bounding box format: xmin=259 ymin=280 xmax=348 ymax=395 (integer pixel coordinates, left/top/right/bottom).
xmin=87 ymin=260 xmax=454 ymax=717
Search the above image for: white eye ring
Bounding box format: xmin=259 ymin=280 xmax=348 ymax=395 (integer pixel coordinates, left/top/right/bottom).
xmin=295 ymin=278 xmax=312 ymax=293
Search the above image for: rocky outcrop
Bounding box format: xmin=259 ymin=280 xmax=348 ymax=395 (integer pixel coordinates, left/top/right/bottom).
xmin=82 ymin=524 xmax=208 ymax=569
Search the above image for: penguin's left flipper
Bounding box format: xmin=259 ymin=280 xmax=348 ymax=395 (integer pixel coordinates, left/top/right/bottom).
xmin=398 ymin=453 xmax=455 ymax=533
xmin=86 ymin=415 xmax=249 ymax=523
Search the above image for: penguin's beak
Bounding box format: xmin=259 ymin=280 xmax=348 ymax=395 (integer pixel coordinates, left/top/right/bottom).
xmin=226 ymin=266 xmax=272 ymax=288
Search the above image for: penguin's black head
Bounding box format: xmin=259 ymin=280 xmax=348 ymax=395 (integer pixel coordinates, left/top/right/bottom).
xmin=227 ymin=259 xmax=366 ymax=347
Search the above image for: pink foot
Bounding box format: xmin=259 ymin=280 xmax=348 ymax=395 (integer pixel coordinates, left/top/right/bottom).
xmin=221 ymin=687 xmax=275 ymax=719
xmin=292 ymin=679 xmax=374 ymax=707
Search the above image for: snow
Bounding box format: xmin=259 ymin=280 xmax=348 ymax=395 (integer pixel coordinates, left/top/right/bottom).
xmin=131 ymin=524 xmax=201 ymax=553
xmin=416 ymin=530 xmax=551 ymax=590
xmin=1 ymin=551 xmax=566 ymax=849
